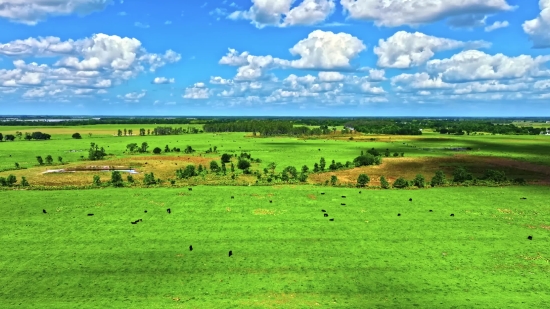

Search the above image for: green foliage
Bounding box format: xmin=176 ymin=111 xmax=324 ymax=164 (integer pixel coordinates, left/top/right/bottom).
xmin=110 ymin=171 xmax=124 ymax=187
xmin=20 ymin=177 xmax=29 ymax=187
xmin=127 ymin=175 xmax=134 ymax=183
xmin=143 ymin=172 xmax=157 ymax=185
xmin=283 ymin=166 xmax=298 ymax=179
xmin=330 ymin=175 xmax=338 ymax=186
xmin=164 ymin=145 xmax=170 ymax=153
xmin=453 ymin=166 xmax=474 ymax=183
xmin=88 ymin=143 xmax=107 ymax=161
xmin=153 ymin=147 xmax=162 ymax=154
xmin=384 ymin=149 xmax=390 ymax=157
xmin=92 ymin=175 xmax=101 ymax=186
xmin=380 ymin=176 xmax=390 ymax=189
xmin=140 ymin=142 xmax=149 ymax=153
xmin=176 ymin=165 xmax=196 ymax=179
xmin=184 ymin=146 xmax=195 ymax=154
xmin=36 ymin=156 xmax=44 ymax=165
xmin=72 ymin=133 xmax=82 ymax=139
xmin=6 ymin=174 xmax=16 ymax=186
xmin=301 ymin=165 xmax=309 ymax=173
xmin=298 ymin=173 xmax=308 ymax=182
xmin=393 ymin=152 xmax=399 ymax=157
xmin=367 ymin=148 xmax=380 ymax=157
xmin=393 ymin=177 xmax=409 ymax=189
xmin=14 ymin=162 xmax=19 ymax=169
xmin=57 ymin=156 xmax=63 ymax=164
xmin=126 ymin=143 xmax=138 ymax=153
xmin=45 ymin=155 xmax=53 ymax=165
xmin=237 ymin=158 xmax=251 ymax=170
xmin=0 ymin=177 xmax=6 ymax=186
xmin=210 ymin=160 xmax=220 ymax=172
xmin=482 ymin=169 xmax=507 ymax=183
xmin=313 ymin=163 xmax=320 ymax=173
xmin=357 ymin=174 xmax=370 ymax=187
xmin=221 ymin=153 xmax=232 ymax=163
xmin=353 ymin=153 xmax=381 ymax=167
xmin=431 ymin=170 xmax=447 ymax=187
xmin=413 ymin=174 xmax=426 ymax=188
xmin=319 ymin=157 xmax=326 ymax=171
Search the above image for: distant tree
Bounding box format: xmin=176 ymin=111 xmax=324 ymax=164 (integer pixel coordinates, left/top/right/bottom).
xmin=380 ymin=176 xmax=390 ymax=189
xmin=124 ymin=129 xmax=127 ymax=136
xmin=88 ymin=143 xmax=107 ymax=160
xmin=353 ymin=154 xmax=378 ymax=167
xmin=301 ymin=165 xmax=309 ymax=174
xmin=72 ymin=133 xmax=82 ymax=139
xmin=431 ymin=170 xmax=446 ymax=187
xmin=0 ymin=133 xmax=3 ymax=142
xmin=221 ymin=162 xmax=227 ymax=175
xmin=36 ymin=156 xmax=44 ymax=165
xmin=221 ymin=153 xmax=232 ymax=163
xmin=453 ymin=166 xmax=473 ymax=183
xmin=58 ymin=156 xmax=63 ymax=164
xmin=176 ymin=165 xmax=196 ymax=179
xmin=367 ymin=148 xmax=380 ymax=157
xmin=313 ymin=163 xmax=320 ymax=173
xmin=153 ymin=147 xmax=162 ymax=154
xmin=320 ymin=157 xmax=326 ymax=171
xmin=0 ymin=177 xmax=6 ymax=186
xmin=267 ymin=162 xmax=277 ymax=174
xmin=198 ymin=164 xmax=204 ymax=174
xmin=213 ymin=146 xmax=218 ymax=153
xmin=231 ymin=163 xmax=235 ymax=173
xmin=164 ymin=145 xmax=171 ymax=153
xmin=413 ymin=174 xmax=425 ymax=188
xmin=330 ymin=175 xmax=338 ymax=186
xmin=237 ymin=158 xmax=251 ymax=171
xmin=393 ymin=177 xmax=409 ymax=189
xmin=184 ymin=146 xmax=195 ymax=154
xmin=393 ymin=152 xmax=399 ymax=157
xmin=5 ymin=134 xmax=15 ymax=141
xmin=139 ymin=128 xmax=146 ymax=136
xmin=329 ymin=160 xmax=337 ymax=171
xmin=111 ymin=171 xmax=124 ymax=187
xmin=210 ymin=160 xmax=220 ymax=172
xmin=93 ymin=175 xmax=101 ymax=186
xmin=20 ymin=177 xmax=29 ymax=187
xmin=6 ymin=174 xmax=17 ymax=186
xmin=127 ymin=175 xmax=134 ymax=183
xmin=15 ymin=131 xmax=22 ymax=140
xmin=298 ymin=173 xmax=308 ymax=182
xmin=357 ymin=174 xmax=370 ymax=187
xmin=143 ymin=172 xmax=157 ymax=185
xmin=283 ymin=166 xmax=298 ymax=179
xmin=126 ymin=143 xmax=138 ymax=153
xmin=147 ymin=129 xmax=151 ymax=135
xmin=45 ymin=155 xmax=53 ymax=165
xmin=384 ymin=149 xmax=390 ymax=157
xmin=281 ymin=170 xmax=290 ymax=182
xmin=140 ymin=142 xmax=149 ymax=153
xmin=88 ymin=133 xmax=92 ymax=138
xmin=128 ymin=129 xmax=133 ymax=136
xmin=400 ymin=152 xmax=405 ymax=157
xmin=117 ymin=129 xmax=122 ymax=137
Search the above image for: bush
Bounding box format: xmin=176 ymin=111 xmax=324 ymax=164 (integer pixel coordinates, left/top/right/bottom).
xmin=6 ymin=174 xmax=16 ymax=186
xmin=111 ymin=171 xmax=124 ymax=187
xmin=210 ymin=161 xmax=220 ymax=172
xmin=176 ymin=165 xmax=196 ymax=179
xmin=330 ymin=175 xmax=338 ymax=186
xmin=0 ymin=177 xmax=6 ymax=186
xmin=431 ymin=170 xmax=447 ymax=187
xmin=380 ymin=176 xmax=390 ymax=189
xmin=221 ymin=153 xmax=232 ymax=163
xmin=72 ymin=133 xmax=82 ymax=139
xmin=298 ymin=173 xmax=308 ymax=182
xmin=367 ymin=148 xmax=380 ymax=157
xmin=413 ymin=174 xmax=425 ymax=188
xmin=393 ymin=152 xmax=399 ymax=157
xmin=36 ymin=156 xmax=44 ymax=165
xmin=482 ymin=169 xmax=507 ymax=183
xmin=353 ymin=153 xmax=379 ymax=167
xmin=143 ymin=172 xmax=157 ymax=185
xmin=237 ymin=158 xmax=251 ymax=170
xmin=357 ymin=174 xmax=370 ymax=187
xmin=153 ymin=147 xmax=162 ymax=154
xmin=513 ymin=178 xmax=527 ymax=185
xmin=20 ymin=177 xmax=29 ymax=187
xmin=45 ymin=155 xmax=53 ymax=165
xmin=453 ymin=166 xmax=473 ymax=183
xmin=393 ymin=177 xmax=409 ymax=189
xmin=127 ymin=175 xmax=134 ymax=183
xmin=93 ymin=175 xmax=101 ymax=186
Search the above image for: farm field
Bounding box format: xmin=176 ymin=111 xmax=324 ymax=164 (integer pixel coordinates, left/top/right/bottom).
xmin=1 ymin=125 xmax=550 ymax=187
xmin=1 ymin=186 xmax=549 ymax=308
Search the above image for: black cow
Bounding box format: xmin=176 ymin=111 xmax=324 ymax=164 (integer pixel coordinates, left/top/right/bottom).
xmin=131 ymin=221 xmax=137 ymax=225
xmin=341 ymin=203 xmax=346 ymax=206
xmin=342 ymin=196 xmax=346 ymax=198
xmin=520 ymin=197 xmax=527 ymax=200
xmin=324 ymin=213 xmax=329 ymax=217
xmin=429 ymin=210 xmax=433 ymax=212
xmin=87 ymin=214 xmax=94 ymax=216
xmin=398 ymin=213 xmax=401 ymax=216
xmin=329 ymin=218 xmax=334 ymax=221
xmin=450 ymin=214 xmax=455 ymax=217
xmin=409 ymin=198 xmax=412 ymax=202
xmin=228 ymin=250 xmax=233 ymax=257
xmin=321 ymin=209 xmax=326 ymax=212
xmin=528 ymin=236 xmax=533 ymax=240
xmin=188 ymin=188 xmax=192 ymax=191
xmin=231 ymin=196 xmax=234 ymax=199
xmin=42 ymin=209 xmax=47 ymax=214
xmin=144 ymin=210 xmax=147 ymax=213
xmin=321 ymin=192 xmax=325 ymax=195
xmin=359 ymin=191 xmax=362 ymax=194
xmin=270 ymin=200 xmax=272 ymax=203
xmin=167 ymin=208 xmax=171 ymax=214
xmin=189 ymin=245 xmax=193 ymax=251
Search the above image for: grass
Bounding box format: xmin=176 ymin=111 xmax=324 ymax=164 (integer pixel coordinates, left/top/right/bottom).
xmin=1 ymin=186 xmax=549 ymax=308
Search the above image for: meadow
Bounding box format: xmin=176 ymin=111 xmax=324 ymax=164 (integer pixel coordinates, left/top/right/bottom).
xmin=1 ymin=186 xmax=549 ymax=308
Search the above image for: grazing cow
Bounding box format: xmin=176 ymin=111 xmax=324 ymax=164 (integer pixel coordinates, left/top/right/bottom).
xmin=144 ymin=210 xmax=147 ymax=213
xmin=329 ymin=218 xmax=334 ymax=221
xmin=167 ymin=208 xmax=171 ymax=214
xmin=359 ymin=191 xmax=362 ymax=194
xmin=321 ymin=209 xmax=326 ymax=212
xmin=188 ymin=188 xmax=192 ymax=191
xmin=450 ymin=214 xmax=455 ymax=217
xmin=42 ymin=209 xmax=47 ymax=214
xmin=228 ymin=250 xmax=233 ymax=257
xmin=324 ymin=213 xmax=329 ymax=217
xmin=231 ymin=196 xmax=234 ymax=199
xmin=189 ymin=245 xmax=193 ymax=251
xmin=321 ymin=192 xmax=325 ymax=195
xmin=318 ymin=149 xmax=320 ymax=151
xmin=429 ymin=210 xmax=433 ymax=212
xmin=409 ymin=198 xmax=412 ymax=202
xmin=342 ymin=196 xmax=346 ymax=198
xmin=398 ymin=213 xmax=401 ymax=216
xmin=527 ymin=236 xmax=533 ymax=240
xmin=520 ymin=197 xmax=527 ymax=200
xmin=131 ymin=221 xmax=137 ymax=225
xmin=341 ymin=203 xmax=346 ymax=206
xmin=87 ymin=214 xmax=94 ymax=216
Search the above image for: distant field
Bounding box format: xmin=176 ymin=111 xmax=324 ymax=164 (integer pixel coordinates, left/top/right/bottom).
xmin=1 ymin=186 xmax=549 ymax=308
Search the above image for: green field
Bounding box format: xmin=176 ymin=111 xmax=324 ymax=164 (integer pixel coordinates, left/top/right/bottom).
xmin=1 ymin=186 xmax=549 ymax=308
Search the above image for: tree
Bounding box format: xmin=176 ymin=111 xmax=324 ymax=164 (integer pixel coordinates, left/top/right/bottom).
xmin=298 ymin=173 xmax=308 ymax=182
xmin=393 ymin=152 xmax=399 ymax=157
xmin=0 ymin=177 xmax=6 ymax=186
xmin=380 ymin=176 xmax=390 ymax=189
xmin=140 ymin=128 xmax=146 ymax=136
xmin=329 ymin=160 xmax=337 ymax=171
xmin=210 ymin=160 xmax=220 ymax=172
xmin=153 ymin=147 xmax=162 ymax=154
xmin=117 ymin=129 xmax=122 ymax=137
xmin=283 ymin=166 xmax=298 ymax=179
xmin=357 ymin=174 xmax=370 ymax=187
xmin=313 ymin=163 xmax=320 ymax=173
xmin=221 ymin=153 xmax=232 ymax=163
xmin=140 ymin=142 xmax=149 ymax=153
xmin=281 ymin=170 xmax=290 ymax=182
xmin=176 ymin=166 xmax=196 ymax=179
xmin=14 ymin=162 xmax=19 ymax=169
xmin=413 ymin=174 xmax=425 ymax=188
xmin=58 ymin=156 xmax=63 ymax=164
xmin=36 ymin=156 xmax=44 ymax=165
xmin=353 ymin=154 xmax=378 ymax=167
xmin=127 ymin=175 xmax=135 ymax=183
xmin=221 ymin=162 xmax=227 ymax=175
xmin=124 ymin=129 xmax=127 ymax=136
xmin=111 ymin=171 xmax=124 ymax=187
xmin=184 ymin=146 xmax=195 ymax=154
xmin=320 ymin=157 xmax=326 ymax=171
xmin=21 ymin=177 xmax=29 ymax=187
xmin=267 ymin=162 xmax=277 ymax=174
xmin=6 ymin=174 xmax=16 ymax=186
xmin=482 ymin=169 xmax=507 ymax=183
xmin=384 ymin=149 xmax=390 ymax=157
xmin=431 ymin=170 xmax=446 ymax=187
xmin=45 ymin=155 xmax=53 ymax=165
xmin=126 ymin=143 xmax=138 ymax=153
xmin=393 ymin=177 xmax=409 ymax=189
xmin=164 ymin=145 xmax=170 ymax=153
xmin=330 ymin=175 xmax=338 ymax=186
xmin=453 ymin=166 xmax=473 ymax=183
xmin=143 ymin=172 xmax=157 ymax=185
xmin=88 ymin=143 xmax=106 ymax=160
xmin=72 ymin=133 xmax=82 ymax=139
xmin=88 ymin=133 xmax=92 ymax=138
xmin=147 ymin=129 xmax=151 ymax=135
xmin=5 ymin=134 xmax=15 ymax=141
xmin=237 ymin=158 xmax=251 ymax=170
xmin=93 ymin=175 xmax=101 ymax=186
xmin=128 ymin=129 xmax=133 ymax=136
xmin=231 ymin=163 xmax=235 ymax=173
xmin=301 ymin=165 xmax=309 ymax=173
xmin=15 ymin=131 xmax=22 ymax=140
xmin=0 ymin=133 xmax=3 ymax=141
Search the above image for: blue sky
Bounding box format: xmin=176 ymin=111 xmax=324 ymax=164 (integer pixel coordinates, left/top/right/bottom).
xmin=0 ymin=0 xmax=549 ymax=116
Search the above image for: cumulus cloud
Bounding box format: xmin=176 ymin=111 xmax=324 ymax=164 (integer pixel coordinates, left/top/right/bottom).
xmin=228 ymin=0 xmax=335 ymax=28
xmin=374 ymin=31 xmax=490 ymax=69
xmin=0 ymin=0 xmax=113 ymax=25
xmin=523 ymin=0 xmax=550 ymax=48
xmin=426 ymin=50 xmax=550 ymax=82
xmin=134 ymin=22 xmax=150 ymax=28
xmin=183 ymin=85 xmax=209 ymax=99
xmin=118 ymin=91 xmax=146 ymax=102
xmin=340 ymin=0 xmax=513 ymax=27
xmin=152 ymin=77 xmax=175 ymax=84
xmin=485 ymin=20 xmax=509 ymax=32
xmin=318 ymin=71 xmax=344 ymax=82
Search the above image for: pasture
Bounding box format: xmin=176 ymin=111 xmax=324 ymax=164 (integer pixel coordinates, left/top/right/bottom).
xmin=1 ymin=186 xmax=549 ymax=308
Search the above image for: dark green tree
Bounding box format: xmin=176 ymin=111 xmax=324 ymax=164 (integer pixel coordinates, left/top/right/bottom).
xmin=20 ymin=177 xmax=29 ymax=187
xmin=393 ymin=177 xmax=409 ymax=189
xmin=210 ymin=160 xmax=220 ymax=172
xmin=453 ymin=166 xmax=473 ymax=183
xmin=140 ymin=142 xmax=149 ymax=153
xmin=45 ymin=155 xmax=53 ymax=165
xmin=313 ymin=163 xmax=320 ymax=173
xmin=111 ymin=171 xmax=124 ymax=187
xmin=72 ymin=133 xmax=82 ymax=139
xmin=357 ymin=174 xmax=370 ymax=187
xmin=221 ymin=153 xmax=232 ymax=163
xmin=301 ymin=165 xmax=309 ymax=173
xmin=93 ymin=175 xmax=101 ymax=186
xmin=384 ymin=149 xmax=390 ymax=157
xmin=413 ymin=174 xmax=425 ymax=188
xmin=164 ymin=145 xmax=170 ymax=153
xmin=36 ymin=156 xmax=44 ymax=165
xmin=320 ymin=157 xmax=326 ymax=171
xmin=127 ymin=175 xmax=135 ymax=183
xmin=330 ymin=175 xmax=338 ymax=186
xmin=143 ymin=172 xmax=157 ymax=185
xmin=380 ymin=176 xmax=390 ymax=189
xmin=58 ymin=156 xmax=63 ymax=164
xmin=14 ymin=162 xmax=19 ymax=169
xmin=153 ymin=147 xmax=162 ymax=154
xmin=126 ymin=143 xmax=138 ymax=153
xmin=6 ymin=174 xmax=16 ymax=186
xmin=237 ymin=158 xmax=251 ymax=170
xmin=431 ymin=170 xmax=446 ymax=187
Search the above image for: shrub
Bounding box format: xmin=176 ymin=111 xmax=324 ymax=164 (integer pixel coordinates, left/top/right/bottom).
xmin=45 ymin=155 xmax=53 ymax=165
xmin=393 ymin=152 xmax=399 ymax=157
xmin=20 ymin=177 xmax=29 ymax=187
xmin=513 ymin=178 xmax=527 ymax=185
xmin=298 ymin=173 xmax=308 ymax=182
xmin=93 ymin=175 xmax=101 ymax=186
xmin=367 ymin=148 xmax=380 ymax=157
xmin=0 ymin=177 xmax=6 ymax=186
xmin=413 ymin=174 xmax=425 ymax=188
xmin=72 ymin=133 xmax=82 ymax=139
xmin=431 ymin=170 xmax=447 ymax=187
xmin=453 ymin=166 xmax=473 ymax=183
xmin=14 ymin=162 xmax=19 ymax=169
xmin=482 ymin=169 xmax=507 ymax=183
xmin=36 ymin=156 xmax=44 ymax=165
xmin=176 ymin=165 xmax=196 ymax=179
xmin=330 ymin=175 xmax=338 ymax=186
xmin=393 ymin=177 xmax=409 ymax=189
xmin=111 ymin=171 xmax=124 ymax=187
xmin=210 ymin=161 xmax=220 ymax=172
xmin=353 ymin=153 xmax=380 ymax=167
xmin=127 ymin=175 xmax=134 ymax=183
xmin=221 ymin=153 xmax=232 ymax=163
xmin=380 ymin=176 xmax=390 ymax=189
xmin=6 ymin=174 xmax=16 ymax=186
xmin=357 ymin=174 xmax=370 ymax=187
xmin=153 ymin=147 xmax=162 ymax=154
xmin=143 ymin=172 xmax=157 ymax=185
xmin=237 ymin=158 xmax=251 ymax=170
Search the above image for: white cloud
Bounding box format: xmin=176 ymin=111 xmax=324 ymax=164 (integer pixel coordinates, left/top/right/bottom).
xmin=152 ymin=77 xmax=175 ymax=84
xmin=118 ymin=91 xmax=146 ymax=102
xmin=134 ymin=22 xmax=150 ymax=28
xmin=523 ymin=0 xmax=550 ymax=48
xmin=374 ymin=31 xmax=490 ymax=68
xmin=340 ymin=0 xmax=513 ymax=27
xmin=228 ymin=0 xmax=335 ymax=28
xmin=484 ymin=20 xmax=509 ymax=32
xmin=426 ymin=50 xmax=550 ymax=82
xmin=318 ymin=71 xmax=344 ymax=82
xmin=183 ymin=86 xmax=209 ymax=99
xmin=210 ymin=76 xmax=233 ymax=85
xmin=118 ymin=12 xmax=127 ymax=16
xmin=0 ymin=0 xmax=113 ymax=25
xmin=164 ymin=20 xmax=172 ymax=25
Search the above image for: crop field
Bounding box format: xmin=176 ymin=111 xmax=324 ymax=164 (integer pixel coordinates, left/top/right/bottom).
xmin=1 ymin=186 xmax=549 ymax=308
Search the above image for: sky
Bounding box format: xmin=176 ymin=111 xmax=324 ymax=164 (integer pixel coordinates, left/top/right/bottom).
xmin=0 ymin=0 xmax=549 ymax=116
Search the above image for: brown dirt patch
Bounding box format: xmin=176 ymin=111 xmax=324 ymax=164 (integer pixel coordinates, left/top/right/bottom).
xmin=307 ymin=194 xmax=317 ymax=200
xmin=253 ymin=209 xmax=276 ymax=215
xmin=308 ymin=155 xmax=550 ymax=186
xmin=541 ymin=225 xmax=550 ymax=230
